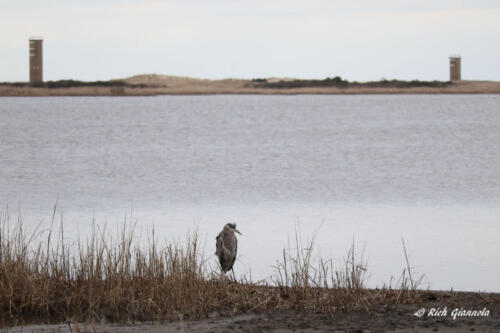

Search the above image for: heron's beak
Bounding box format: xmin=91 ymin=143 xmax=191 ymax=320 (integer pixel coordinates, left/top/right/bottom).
xmin=234 ymin=229 xmax=242 ymax=235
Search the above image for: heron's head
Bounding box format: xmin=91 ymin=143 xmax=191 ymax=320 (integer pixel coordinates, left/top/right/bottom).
xmin=225 ymin=223 xmax=242 ymax=235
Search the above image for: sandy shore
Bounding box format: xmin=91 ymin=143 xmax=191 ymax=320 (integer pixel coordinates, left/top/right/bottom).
xmin=1 ymin=75 xmax=500 ymax=96
xmin=5 ymin=291 xmax=499 ymax=332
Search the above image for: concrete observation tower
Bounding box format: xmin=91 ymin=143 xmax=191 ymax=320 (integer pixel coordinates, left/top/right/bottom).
xmin=29 ymin=37 xmax=43 ymax=83
xmin=449 ymin=55 xmax=461 ymax=82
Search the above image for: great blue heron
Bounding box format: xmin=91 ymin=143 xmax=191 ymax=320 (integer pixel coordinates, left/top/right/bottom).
xmin=215 ymin=223 xmax=242 ymax=274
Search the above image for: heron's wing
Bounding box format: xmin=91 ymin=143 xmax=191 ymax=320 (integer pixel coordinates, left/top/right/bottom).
xmin=223 ymin=233 xmax=237 ymax=261
xmin=215 ymin=232 xmax=224 ymax=256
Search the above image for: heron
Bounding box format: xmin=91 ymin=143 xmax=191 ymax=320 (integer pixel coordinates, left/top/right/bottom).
xmin=215 ymin=223 xmax=242 ymax=274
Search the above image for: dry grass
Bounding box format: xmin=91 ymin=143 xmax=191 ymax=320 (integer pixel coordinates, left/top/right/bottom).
xmin=0 ymin=210 xmax=424 ymax=327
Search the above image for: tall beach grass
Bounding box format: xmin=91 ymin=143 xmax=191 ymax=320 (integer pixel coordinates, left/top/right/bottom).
xmin=0 ymin=210 xmax=423 ymax=326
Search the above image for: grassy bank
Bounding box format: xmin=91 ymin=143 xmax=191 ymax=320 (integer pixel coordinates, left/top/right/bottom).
xmin=0 ymin=212 xmax=429 ymax=327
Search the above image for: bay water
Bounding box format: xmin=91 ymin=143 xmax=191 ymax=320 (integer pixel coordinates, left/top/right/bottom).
xmin=1 ymin=95 xmax=499 ymax=291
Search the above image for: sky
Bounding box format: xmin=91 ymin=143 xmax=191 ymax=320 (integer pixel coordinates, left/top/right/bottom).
xmin=1 ymin=0 xmax=500 ymax=82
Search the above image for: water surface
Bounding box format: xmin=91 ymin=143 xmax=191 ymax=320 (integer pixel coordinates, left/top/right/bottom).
xmin=1 ymin=95 xmax=499 ymax=291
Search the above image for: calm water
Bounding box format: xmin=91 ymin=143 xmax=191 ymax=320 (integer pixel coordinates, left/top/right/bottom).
xmin=1 ymin=95 xmax=499 ymax=291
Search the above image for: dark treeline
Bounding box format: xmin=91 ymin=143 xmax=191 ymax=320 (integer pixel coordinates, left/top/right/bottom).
xmin=0 ymin=80 xmax=147 ymax=88
xmin=251 ymin=77 xmax=451 ymax=89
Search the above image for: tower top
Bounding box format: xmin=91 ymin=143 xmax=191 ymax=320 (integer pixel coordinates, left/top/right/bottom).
xmin=29 ymin=36 xmax=43 ymax=41
xmin=449 ymin=54 xmax=461 ymax=59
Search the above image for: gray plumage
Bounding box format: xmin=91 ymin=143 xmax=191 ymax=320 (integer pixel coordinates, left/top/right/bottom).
xmin=215 ymin=223 xmax=242 ymax=273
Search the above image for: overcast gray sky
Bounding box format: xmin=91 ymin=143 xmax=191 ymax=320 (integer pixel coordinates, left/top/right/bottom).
xmin=1 ymin=0 xmax=499 ymax=82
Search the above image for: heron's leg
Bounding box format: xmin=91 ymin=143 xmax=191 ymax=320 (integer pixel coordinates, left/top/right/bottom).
xmin=231 ymin=267 xmax=236 ymax=281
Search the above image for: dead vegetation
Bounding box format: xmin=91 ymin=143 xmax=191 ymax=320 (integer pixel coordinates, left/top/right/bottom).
xmin=0 ymin=209 xmax=425 ymax=327
xmin=251 ymin=77 xmax=451 ymax=89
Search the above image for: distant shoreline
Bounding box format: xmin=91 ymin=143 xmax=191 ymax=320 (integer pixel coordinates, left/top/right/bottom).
xmin=1 ymin=75 xmax=500 ymax=96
